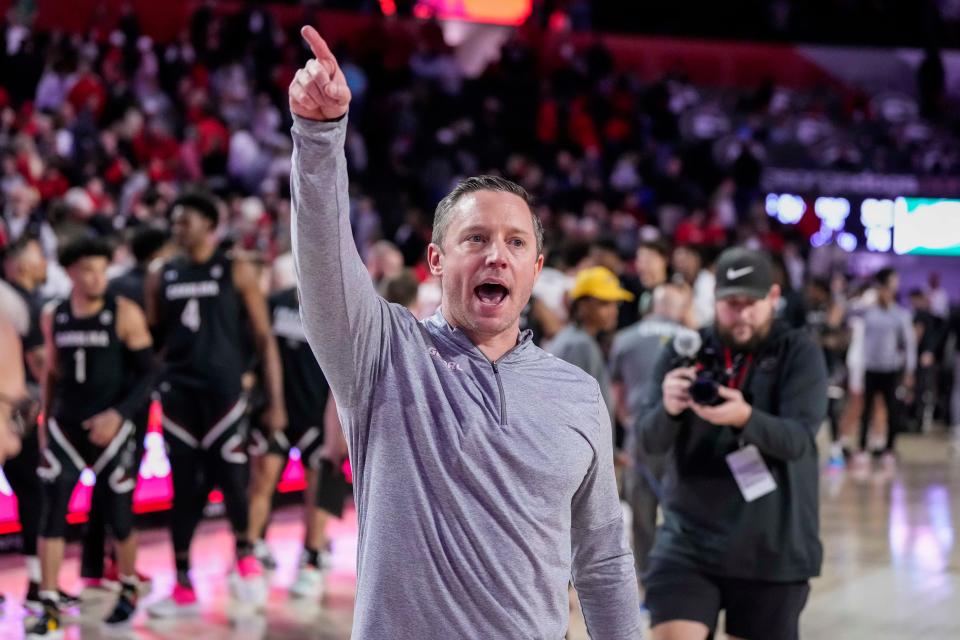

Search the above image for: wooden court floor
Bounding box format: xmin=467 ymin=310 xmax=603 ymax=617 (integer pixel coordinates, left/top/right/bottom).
xmin=0 ymin=433 xmax=957 ymax=639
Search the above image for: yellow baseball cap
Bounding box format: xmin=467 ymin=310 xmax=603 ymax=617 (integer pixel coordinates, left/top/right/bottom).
xmin=570 ymin=266 xmax=635 ymax=302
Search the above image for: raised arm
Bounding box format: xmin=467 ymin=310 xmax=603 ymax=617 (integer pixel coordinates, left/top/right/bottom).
xmin=289 ymin=25 xmax=387 ymax=410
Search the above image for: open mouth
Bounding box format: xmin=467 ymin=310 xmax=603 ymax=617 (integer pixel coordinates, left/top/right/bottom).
xmin=475 ymin=282 xmax=509 ymax=306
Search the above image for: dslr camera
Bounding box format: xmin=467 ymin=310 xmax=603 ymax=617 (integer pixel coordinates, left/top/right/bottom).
xmin=672 ymin=331 xmax=732 ymax=407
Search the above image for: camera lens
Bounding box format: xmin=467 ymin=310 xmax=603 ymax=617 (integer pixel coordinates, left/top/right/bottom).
xmin=690 ymin=377 xmax=720 ymax=405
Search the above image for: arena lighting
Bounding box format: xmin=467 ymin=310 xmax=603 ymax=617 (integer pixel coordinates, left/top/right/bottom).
xmin=814 ymin=196 xmax=850 ymax=231
xmin=411 ymin=0 xmax=533 ymax=25
xmin=765 ymin=193 xmax=806 ymax=224
xmin=838 ymin=232 xmax=858 ymax=253
xmin=866 ymin=226 xmax=893 ymax=253
xmin=861 ymin=198 xmax=896 ymax=229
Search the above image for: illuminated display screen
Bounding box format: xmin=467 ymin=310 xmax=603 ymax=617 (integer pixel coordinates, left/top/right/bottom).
xmin=0 ymin=401 xmax=349 ymax=535
xmin=893 ymin=197 xmax=960 ymax=256
xmin=405 ymin=0 xmax=533 ymax=25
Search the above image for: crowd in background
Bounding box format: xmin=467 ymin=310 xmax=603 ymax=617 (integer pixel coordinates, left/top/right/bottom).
xmin=1 ymin=6 xmax=960 ymax=451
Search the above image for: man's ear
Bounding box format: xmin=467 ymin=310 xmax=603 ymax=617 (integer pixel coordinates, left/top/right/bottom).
xmin=768 ymin=283 xmax=782 ymax=305
xmin=427 ymin=243 xmax=443 ymax=277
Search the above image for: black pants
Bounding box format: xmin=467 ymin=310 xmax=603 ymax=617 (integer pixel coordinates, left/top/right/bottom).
xmin=81 ymin=408 xmax=149 ymax=579
xmin=4 ymin=430 xmax=40 ymax=557
xmin=860 ymin=370 xmax=901 ymax=452
xmin=161 ymin=390 xmax=251 ymax=557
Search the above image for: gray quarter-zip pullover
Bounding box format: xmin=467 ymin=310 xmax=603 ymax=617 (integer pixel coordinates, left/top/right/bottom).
xmin=290 ymin=114 xmax=641 ymax=640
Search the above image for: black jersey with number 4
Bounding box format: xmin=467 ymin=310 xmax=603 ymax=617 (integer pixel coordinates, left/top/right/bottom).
xmin=159 ymin=251 xmax=244 ymax=397
xmin=270 ymin=288 xmax=329 ymax=429
xmin=52 ymin=295 xmax=126 ymax=424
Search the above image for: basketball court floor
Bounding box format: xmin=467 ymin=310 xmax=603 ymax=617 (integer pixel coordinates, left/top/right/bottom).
xmin=0 ymin=433 xmax=956 ymax=639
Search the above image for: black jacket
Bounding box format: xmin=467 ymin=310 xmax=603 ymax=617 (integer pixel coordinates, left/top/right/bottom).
xmin=637 ymin=321 xmax=828 ymax=582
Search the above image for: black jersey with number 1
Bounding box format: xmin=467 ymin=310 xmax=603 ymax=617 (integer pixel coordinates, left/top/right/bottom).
xmin=158 ymin=251 xmax=245 ymax=398
xmin=51 ymin=295 xmax=126 ymax=425
xmin=270 ymin=288 xmax=329 ymax=430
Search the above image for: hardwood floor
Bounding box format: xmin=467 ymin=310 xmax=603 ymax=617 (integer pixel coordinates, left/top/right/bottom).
xmin=0 ymin=433 xmax=956 ymax=639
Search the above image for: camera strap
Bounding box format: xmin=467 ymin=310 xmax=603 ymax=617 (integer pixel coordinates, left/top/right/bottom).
xmin=723 ymin=348 xmax=753 ymax=390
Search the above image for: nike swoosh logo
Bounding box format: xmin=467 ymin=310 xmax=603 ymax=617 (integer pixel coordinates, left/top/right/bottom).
xmin=726 ymin=266 xmax=755 ymax=280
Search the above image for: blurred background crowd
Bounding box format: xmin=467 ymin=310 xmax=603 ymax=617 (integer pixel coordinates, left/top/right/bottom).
xmin=1 ymin=0 xmax=960 ymax=463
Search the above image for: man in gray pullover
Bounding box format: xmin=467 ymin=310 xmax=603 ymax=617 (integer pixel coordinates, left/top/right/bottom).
xmin=288 ymin=26 xmax=641 ymax=639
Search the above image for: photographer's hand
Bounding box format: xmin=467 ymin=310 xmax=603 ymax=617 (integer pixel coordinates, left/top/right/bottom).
xmin=691 ymin=386 xmax=752 ymax=428
xmin=662 ymin=367 xmax=695 ymax=417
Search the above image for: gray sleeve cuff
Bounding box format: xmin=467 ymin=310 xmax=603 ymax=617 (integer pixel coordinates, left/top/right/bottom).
xmin=291 ymin=112 xmax=348 ymax=137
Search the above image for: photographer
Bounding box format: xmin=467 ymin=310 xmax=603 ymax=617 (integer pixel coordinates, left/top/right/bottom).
xmin=637 ymin=248 xmax=827 ymax=640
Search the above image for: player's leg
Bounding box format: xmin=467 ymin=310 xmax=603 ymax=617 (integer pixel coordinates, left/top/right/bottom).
xmin=290 ymin=426 xmax=330 ymax=598
xmin=205 ymin=399 xmax=266 ymax=604
xmin=79 ymin=477 xmax=109 ymax=590
xmin=27 ymin=425 xmax=82 ymax=639
xmin=147 ymin=390 xmax=206 ymax=618
xmin=96 ymin=430 xmax=140 ymax=627
xmin=246 ymin=427 xmax=288 ymax=569
xmin=4 ymin=431 xmax=43 ymax=607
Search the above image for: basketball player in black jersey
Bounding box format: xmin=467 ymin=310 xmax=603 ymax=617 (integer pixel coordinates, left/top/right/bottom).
xmin=144 ymin=192 xmax=286 ymax=615
xmin=246 ymin=283 xmax=349 ymax=599
xmin=80 ymin=227 xmax=168 ymax=592
xmin=27 ymin=238 xmax=155 ymax=639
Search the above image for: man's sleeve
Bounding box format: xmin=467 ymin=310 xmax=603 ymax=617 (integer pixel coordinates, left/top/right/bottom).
xmin=290 ymin=114 xmax=389 ymax=411
xmin=570 ymin=390 xmax=643 ymax=639
xmin=22 ymin=299 xmax=44 ymax=353
xmin=740 ymin=334 xmax=828 ymax=461
xmin=636 ymin=345 xmax=684 ymax=454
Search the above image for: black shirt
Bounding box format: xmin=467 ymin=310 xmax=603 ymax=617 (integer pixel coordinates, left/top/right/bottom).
xmin=9 ymin=282 xmax=45 ymax=385
xmin=157 ymin=251 xmax=244 ymax=398
xmin=638 ymin=322 xmax=828 ymax=581
xmin=269 ymin=288 xmax=330 ymax=429
xmin=51 ymin=295 xmax=126 ymax=424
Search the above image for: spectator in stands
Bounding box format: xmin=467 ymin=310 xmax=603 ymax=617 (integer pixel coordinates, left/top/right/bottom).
xmin=635 ymin=238 xmax=672 ymax=317
xmin=672 ymin=244 xmax=715 ymax=328
xmin=548 ymin=266 xmax=634 ymax=426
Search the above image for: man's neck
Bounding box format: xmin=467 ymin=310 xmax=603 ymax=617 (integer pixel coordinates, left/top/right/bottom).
xmin=577 ymin=320 xmax=602 ymax=338
xmin=472 ymin=330 xmax=521 ymax=363
xmin=10 ymin=275 xmax=34 ymax=294
xmin=71 ymin=293 xmax=105 ymax=318
xmin=440 ymin=307 xmax=520 ymax=363
xmin=188 ymin=240 xmax=217 ymax=264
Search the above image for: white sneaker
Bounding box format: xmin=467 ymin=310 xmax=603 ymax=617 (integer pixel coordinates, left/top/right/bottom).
xmin=850 ymin=451 xmax=871 ymax=480
xmin=289 ymin=566 xmax=325 ymax=600
xmin=146 ymin=584 xmax=200 ymax=619
xmin=228 ymin=557 xmax=268 ymax=608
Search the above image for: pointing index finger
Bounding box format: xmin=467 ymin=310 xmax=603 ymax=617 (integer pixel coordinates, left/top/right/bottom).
xmin=301 ymin=25 xmax=334 ymax=64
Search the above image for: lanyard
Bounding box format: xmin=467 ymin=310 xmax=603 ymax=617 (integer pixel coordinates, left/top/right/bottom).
xmin=724 ymin=348 xmax=753 ymax=390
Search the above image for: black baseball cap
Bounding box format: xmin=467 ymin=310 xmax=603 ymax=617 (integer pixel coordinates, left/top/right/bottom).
xmin=714 ymin=247 xmax=774 ymax=300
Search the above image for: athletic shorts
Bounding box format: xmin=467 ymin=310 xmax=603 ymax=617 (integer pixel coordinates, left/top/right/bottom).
xmin=644 ymin=558 xmax=810 ymax=640
xmin=38 ymin=418 xmax=138 ymax=540
xmin=159 ymin=383 xmax=248 ymax=458
xmin=248 ymin=422 xmax=325 ymax=470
